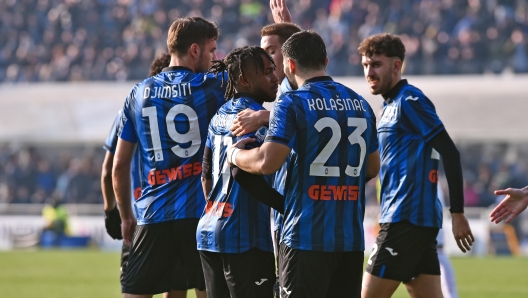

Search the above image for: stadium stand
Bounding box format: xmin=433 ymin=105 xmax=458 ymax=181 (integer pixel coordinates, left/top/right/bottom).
xmin=0 ymin=0 xmax=527 ymax=82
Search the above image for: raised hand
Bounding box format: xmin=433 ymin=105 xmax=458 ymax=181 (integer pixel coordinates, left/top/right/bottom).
xmin=490 ymin=187 xmax=528 ymax=223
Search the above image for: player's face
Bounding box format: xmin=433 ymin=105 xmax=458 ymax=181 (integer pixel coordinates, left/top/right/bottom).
xmin=261 ymin=35 xmax=285 ymax=82
xmin=283 ymin=58 xmax=298 ymax=90
xmin=362 ymin=54 xmax=396 ymax=95
xmin=247 ymin=54 xmax=279 ymax=103
xmin=196 ymin=38 xmax=217 ymax=73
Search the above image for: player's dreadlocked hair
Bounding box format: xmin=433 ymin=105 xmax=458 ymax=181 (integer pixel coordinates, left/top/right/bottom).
xmin=208 ymin=46 xmax=275 ymax=100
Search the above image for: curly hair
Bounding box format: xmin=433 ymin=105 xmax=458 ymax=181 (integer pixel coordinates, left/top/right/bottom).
xmin=207 ymin=46 xmax=275 ymax=100
xmin=357 ymin=33 xmax=406 ymax=62
xmin=149 ymin=53 xmax=171 ymax=76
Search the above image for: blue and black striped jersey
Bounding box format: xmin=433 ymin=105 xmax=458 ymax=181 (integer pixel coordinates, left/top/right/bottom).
xmin=119 ymin=66 xmax=226 ymax=225
xmin=378 ymin=80 xmax=444 ymax=228
xmin=103 ymin=110 xmax=141 ymax=219
xmin=197 ymin=94 xmax=273 ymax=253
xmin=266 ymin=76 xmax=378 ymax=252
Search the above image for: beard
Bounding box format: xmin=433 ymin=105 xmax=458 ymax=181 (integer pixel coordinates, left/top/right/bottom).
xmin=369 ymin=71 xmax=393 ymax=95
xmin=253 ymin=86 xmax=276 ymax=103
xmin=284 ymin=67 xmax=298 ymax=90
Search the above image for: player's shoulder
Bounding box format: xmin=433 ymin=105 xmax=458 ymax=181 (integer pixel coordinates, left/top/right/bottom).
xmin=399 ymin=83 xmax=427 ymax=102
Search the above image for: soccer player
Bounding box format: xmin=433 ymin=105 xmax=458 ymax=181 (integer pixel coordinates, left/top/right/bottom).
xmin=490 ymin=186 xmax=528 ymax=223
xmin=358 ymin=33 xmax=474 ymax=298
xmin=113 ymin=17 xmax=225 ymax=298
xmin=196 ymin=46 xmax=279 ymax=298
xmin=103 ymin=53 xmax=204 ymax=298
xmin=227 ymin=30 xmax=380 ymax=298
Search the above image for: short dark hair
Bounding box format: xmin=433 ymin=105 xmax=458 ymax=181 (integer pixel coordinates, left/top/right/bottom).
xmin=149 ymin=53 xmax=171 ymax=76
xmin=261 ymin=23 xmax=302 ymax=44
xmin=281 ymin=30 xmax=326 ymax=71
xmin=167 ymin=17 xmax=220 ymax=57
xmin=208 ymin=46 xmax=275 ymax=100
xmin=358 ymin=33 xmax=406 ymax=62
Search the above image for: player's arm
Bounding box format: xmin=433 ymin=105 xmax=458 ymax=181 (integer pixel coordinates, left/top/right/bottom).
xmin=201 ymin=146 xmax=213 ymax=200
xmin=490 ymin=186 xmax=528 ymax=223
xmin=230 ymin=108 xmax=270 ymax=137
xmin=101 ymin=151 xmax=123 ymax=240
xmin=231 ymin=167 xmax=285 ymax=213
xmin=270 ymin=0 xmax=292 ymax=23
xmin=112 ymin=138 xmax=137 ymax=246
xmin=228 ymin=139 xmax=291 ymax=175
xmin=429 ymin=129 xmax=474 ymax=252
xmin=366 ymin=150 xmax=380 ymax=182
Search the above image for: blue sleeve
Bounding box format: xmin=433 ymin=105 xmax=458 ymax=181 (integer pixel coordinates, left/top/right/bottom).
xmin=103 ymin=111 xmax=122 ymax=154
xmin=264 ymin=94 xmax=296 ymax=149
xmin=401 ymin=91 xmax=444 ymax=142
xmin=118 ymin=86 xmax=139 ymax=143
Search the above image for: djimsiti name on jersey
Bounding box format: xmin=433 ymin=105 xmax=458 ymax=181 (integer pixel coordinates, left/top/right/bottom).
xmin=306 ymin=97 xmax=367 ymax=112
xmin=143 ymin=83 xmax=192 ymax=99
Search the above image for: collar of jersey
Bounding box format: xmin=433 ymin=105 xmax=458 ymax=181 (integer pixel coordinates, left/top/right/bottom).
xmin=302 ymin=76 xmax=333 ymax=86
xmin=161 ymin=66 xmax=193 ymax=73
xmin=382 ymin=79 xmax=408 ymax=103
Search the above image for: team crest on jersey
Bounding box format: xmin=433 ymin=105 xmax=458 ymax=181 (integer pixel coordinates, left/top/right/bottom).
xmin=254 ymin=126 xmax=268 ymax=143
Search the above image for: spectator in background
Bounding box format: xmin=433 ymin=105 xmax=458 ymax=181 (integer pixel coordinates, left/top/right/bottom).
xmin=1 ymin=0 xmax=527 ymax=82
xmin=42 ymin=198 xmax=69 ymax=246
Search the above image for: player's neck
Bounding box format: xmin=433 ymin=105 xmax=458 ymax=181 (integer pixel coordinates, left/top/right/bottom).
xmin=295 ymin=69 xmax=327 ymax=87
xmin=169 ymin=55 xmax=196 ymax=72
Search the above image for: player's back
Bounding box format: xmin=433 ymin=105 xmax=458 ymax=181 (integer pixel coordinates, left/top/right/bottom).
xmin=119 ymin=66 xmax=226 ymax=225
xmin=197 ymin=95 xmax=272 ymax=253
xmin=268 ymin=77 xmax=378 ymax=252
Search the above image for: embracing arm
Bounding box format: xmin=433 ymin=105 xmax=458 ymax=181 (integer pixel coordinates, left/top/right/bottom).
xmin=231 ymin=108 xmax=270 ymax=137
xmin=228 ymin=139 xmax=291 ymax=175
xmin=231 ymin=167 xmax=285 ymax=213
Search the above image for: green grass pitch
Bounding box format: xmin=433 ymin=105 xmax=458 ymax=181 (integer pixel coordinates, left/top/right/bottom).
xmin=1 ymin=250 xmax=527 ymax=298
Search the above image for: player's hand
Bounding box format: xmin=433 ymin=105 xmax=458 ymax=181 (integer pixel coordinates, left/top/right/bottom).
xmin=451 ymin=213 xmax=474 ymax=253
xmin=231 ymin=109 xmax=264 ymax=137
xmin=121 ymin=217 xmax=137 ymax=247
xmin=104 ymin=206 xmax=123 ymax=240
xmin=490 ymin=188 xmax=528 ymax=224
xmin=226 ymin=138 xmax=255 ymax=167
xmin=270 ymin=0 xmax=292 ymax=23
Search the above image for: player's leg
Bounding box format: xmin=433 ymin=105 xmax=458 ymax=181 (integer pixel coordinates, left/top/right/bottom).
xmin=405 ymin=274 xmax=443 ymax=298
xmin=326 ymin=251 xmax=364 ymax=298
xmin=273 ymin=229 xmax=280 ymax=298
xmin=122 ymin=222 xmax=179 ymax=298
xmin=199 ymin=250 xmax=231 ymax=298
xmin=361 ymin=272 xmax=400 ymax=298
xmin=278 ymin=242 xmax=333 ymax=298
xmin=223 ymin=248 xmax=275 ymax=298
xmin=163 ymin=291 xmax=186 ymax=298
xmin=173 ymin=219 xmax=207 ymax=298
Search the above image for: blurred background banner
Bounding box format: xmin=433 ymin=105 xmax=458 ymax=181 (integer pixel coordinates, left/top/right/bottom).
xmin=0 ymin=0 xmax=527 ymax=256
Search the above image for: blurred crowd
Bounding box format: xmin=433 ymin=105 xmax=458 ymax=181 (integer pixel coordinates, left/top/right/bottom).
xmin=0 ymin=145 xmax=104 ymax=204
xmin=1 ymin=0 xmax=527 ymax=82
xmin=0 ymin=142 xmax=526 ymax=207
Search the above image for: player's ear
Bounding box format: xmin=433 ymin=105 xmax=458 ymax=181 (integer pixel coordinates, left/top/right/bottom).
xmin=393 ymin=59 xmax=402 ymax=74
xmin=324 ymin=57 xmax=329 ymax=68
xmin=238 ymin=73 xmax=250 ymax=88
xmin=189 ymin=43 xmax=200 ymax=59
xmin=288 ymin=58 xmax=296 ymax=75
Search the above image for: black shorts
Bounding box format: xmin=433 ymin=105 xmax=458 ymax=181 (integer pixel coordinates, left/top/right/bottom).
xmin=365 ymin=220 xmax=440 ymax=283
xmin=122 ymin=219 xmax=205 ymax=295
xmin=200 ymin=248 xmax=276 ymax=298
xmin=278 ymin=243 xmax=363 ymax=298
